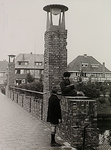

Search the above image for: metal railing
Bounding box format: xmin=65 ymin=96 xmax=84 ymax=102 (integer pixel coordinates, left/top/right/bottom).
xmin=9 ymin=86 xmax=44 ymax=120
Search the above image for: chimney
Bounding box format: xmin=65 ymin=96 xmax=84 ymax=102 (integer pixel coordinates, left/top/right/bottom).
xmin=102 ymin=62 xmax=105 ymax=78
xmin=84 ymin=54 xmax=87 ymax=57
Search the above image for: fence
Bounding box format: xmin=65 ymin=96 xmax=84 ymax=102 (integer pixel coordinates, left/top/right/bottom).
xmin=9 ymin=86 xmax=43 ymax=120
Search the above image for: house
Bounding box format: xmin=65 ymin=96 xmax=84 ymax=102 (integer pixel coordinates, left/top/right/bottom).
xmin=15 ymin=53 xmax=44 ymax=85
xmin=67 ymin=54 xmax=111 ymax=82
xmin=0 ymin=60 xmax=8 ymax=86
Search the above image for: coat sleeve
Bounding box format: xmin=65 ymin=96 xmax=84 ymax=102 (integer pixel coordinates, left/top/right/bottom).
xmin=60 ymin=81 xmax=74 ymax=94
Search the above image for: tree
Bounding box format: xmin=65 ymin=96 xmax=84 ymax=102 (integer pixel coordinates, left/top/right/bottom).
xmin=26 ymin=73 xmax=34 ymax=83
xmin=108 ymin=90 xmax=111 ymax=106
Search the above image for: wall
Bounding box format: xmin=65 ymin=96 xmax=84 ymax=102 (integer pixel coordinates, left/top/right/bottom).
xmin=58 ymin=96 xmax=99 ymax=148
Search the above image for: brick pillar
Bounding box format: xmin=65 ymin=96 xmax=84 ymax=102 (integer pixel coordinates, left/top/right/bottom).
xmin=6 ymin=55 xmax=15 ymax=97
xmin=44 ymin=30 xmax=67 ymax=91
xmin=8 ymin=62 xmax=15 ymax=86
xmin=43 ymin=4 xmax=68 ymax=121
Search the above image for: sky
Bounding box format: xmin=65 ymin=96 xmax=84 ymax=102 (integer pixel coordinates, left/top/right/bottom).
xmin=0 ymin=0 xmax=111 ymax=70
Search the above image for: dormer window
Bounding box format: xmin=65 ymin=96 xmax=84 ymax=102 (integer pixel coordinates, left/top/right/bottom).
xmin=18 ymin=61 xmax=28 ymax=65
xmin=35 ymin=62 xmax=42 ymax=66
xmin=91 ymin=64 xmax=99 ymax=67
xmin=82 ymin=63 xmax=88 ymax=67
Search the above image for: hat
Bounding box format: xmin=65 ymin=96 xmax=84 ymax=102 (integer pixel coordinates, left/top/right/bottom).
xmin=63 ymin=72 xmax=70 ymax=77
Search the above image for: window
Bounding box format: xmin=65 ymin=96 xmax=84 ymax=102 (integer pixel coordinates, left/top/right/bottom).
xmin=16 ymin=79 xmax=21 ymax=85
xmin=18 ymin=61 xmax=28 ymax=65
xmin=24 ymin=62 xmax=28 ymax=65
xmin=20 ymin=70 xmax=25 ymax=74
xmin=82 ymin=63 xmax=88 ymax=67
xmin=34 ymin=70 xmax=40 ymax=78
xmin=0 ymin=73 xmax=3 ymax=77
xmin=18 ymin=62 xmax=22 ymax=65
xmin=26 ymin=70 xmax=30 ymax=74
xmin=91 ymin=64 xmax=99 ymax=68
xmin=35 ymin=62 xmax=42 ymax=66
xmin=16 ymin=70 xmax=20 ymax=74
xmin=22 ymin=79 xmax=25 ymax=83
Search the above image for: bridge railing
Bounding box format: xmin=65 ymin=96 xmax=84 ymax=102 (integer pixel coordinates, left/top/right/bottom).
xmin=58 ymin=96 xmax=99 ymax=149
xmin=8 ymin=87 xmax=99 ymax=149
xmin=9 ymin=86 xmax=44 ymax=120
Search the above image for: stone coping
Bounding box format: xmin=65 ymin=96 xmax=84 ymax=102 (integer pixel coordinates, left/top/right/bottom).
xmin=64 ymin=96 xmax=96 ymax=101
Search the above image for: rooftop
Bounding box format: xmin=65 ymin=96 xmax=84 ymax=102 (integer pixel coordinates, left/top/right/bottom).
xmin=0 ymin=60 xmax=8 ymax=72
xmin=15 ymin=53 xmax=44 ymax=69
xmin=68 ymin=54 xmax=111 ymax=73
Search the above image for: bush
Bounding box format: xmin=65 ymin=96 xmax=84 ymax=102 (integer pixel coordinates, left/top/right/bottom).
xmin=76 ymin=82 xmax=100 ymax=98
xmin=1 ymin=86 xmax=5 ymax=95
xmin=98 ymin=97 xmax=106 ymax=104
xmin=17 ymin=81 xmax=43 ymax=98
xmin=108 ymin=90 xmax=111 ymax=106
xmin=18 ymin=81 xmax=43 ymax=92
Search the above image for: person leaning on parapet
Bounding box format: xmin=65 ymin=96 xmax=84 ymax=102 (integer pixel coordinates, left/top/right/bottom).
xmin=47 ymin=86 xmax=62 ymax=147
xmin=60 ymin=72 xmax=84 ymax=96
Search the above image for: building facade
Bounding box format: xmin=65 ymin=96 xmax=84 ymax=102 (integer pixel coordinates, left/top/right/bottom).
xmin=0 ymin=60 xmax=8 ymax=86
xmin=14 ymin=53 xmax=111 ymax=84
xmin=68 ymin=54 xmax=111 ymax=83
xmin=15 ymin=53 xmax=44 ymax=85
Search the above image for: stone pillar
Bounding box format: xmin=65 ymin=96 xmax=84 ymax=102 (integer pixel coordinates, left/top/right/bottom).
xmin=43 ymin=4 xmax=68 ymax=120
xmin=6 ymin=55 xmax=15 ymax=97
xmin=102 ymin=62 xmax=105 ymax=78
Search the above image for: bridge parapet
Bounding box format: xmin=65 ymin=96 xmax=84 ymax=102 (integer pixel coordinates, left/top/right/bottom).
xmin=8 ymin=87 xmax=99 ymax=149
xmin=58 ymin=96 xmax=99 ymax=148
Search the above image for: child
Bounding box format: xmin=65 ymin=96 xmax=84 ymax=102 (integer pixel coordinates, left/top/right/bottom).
xmin=60 ymin=72 xmax=84 ymax=96
xmin=47 ymin=86 xmax=62 ymax=147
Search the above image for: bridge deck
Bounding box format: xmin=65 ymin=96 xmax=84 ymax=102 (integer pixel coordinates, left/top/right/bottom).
xmin=0 ymin=93 xmax=74 ymax=150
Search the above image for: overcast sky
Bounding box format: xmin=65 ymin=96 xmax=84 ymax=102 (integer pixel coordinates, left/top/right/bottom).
xmin=0 ymin=0 xmax=111 ymax=70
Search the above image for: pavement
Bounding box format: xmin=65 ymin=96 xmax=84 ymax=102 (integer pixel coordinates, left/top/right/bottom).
xmin=0 ymin=93 xmax=76 ymax=150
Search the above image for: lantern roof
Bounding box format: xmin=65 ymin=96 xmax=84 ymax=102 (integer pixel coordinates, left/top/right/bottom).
xmin=43 ymin=4 xmax=68 ymax=12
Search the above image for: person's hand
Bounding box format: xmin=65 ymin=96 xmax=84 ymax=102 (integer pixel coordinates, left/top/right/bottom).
xmin=77 ymin=91 xmax=85 ymax=96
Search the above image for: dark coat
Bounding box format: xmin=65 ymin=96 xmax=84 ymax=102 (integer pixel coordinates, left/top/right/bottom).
xmin=60 ymin=79 xmax=77 ymax=96
xmin=47 ymin=94 xmax=62 ymax=124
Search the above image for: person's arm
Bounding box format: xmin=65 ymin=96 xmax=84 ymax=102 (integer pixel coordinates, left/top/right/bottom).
xmin=60 ymin=82 xmax=74 ymax=93
xmin=54 ymin=97 xmax=62 ymax=120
